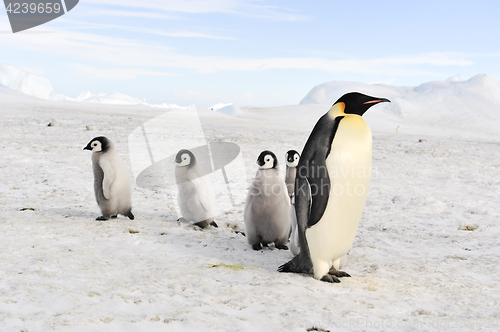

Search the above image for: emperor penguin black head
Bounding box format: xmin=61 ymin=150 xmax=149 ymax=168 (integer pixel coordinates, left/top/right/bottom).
xmin=175 ymin=149 xmax=195 ymax=167
xmin=257 ymin=150 xmax=278 ymax=170
xmin=83 ymin=136 xmax=111 ymax=153
xmin=285 ymin=150 xmax=300 ymax=167
xmin=333 ymin=92 xmax=390 ymax=116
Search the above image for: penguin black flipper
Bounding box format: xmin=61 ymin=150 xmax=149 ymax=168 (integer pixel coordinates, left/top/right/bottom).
xmin=305 ymin=115 xmax=344 ymax=228
xmin=278 ymin=115 xmax=344 ymax=274
xmin=277 ymin=178 xmax=313 ymax=273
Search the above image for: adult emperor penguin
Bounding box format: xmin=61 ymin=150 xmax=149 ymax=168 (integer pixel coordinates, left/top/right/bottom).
xmin=278 ymin=92 xmax=390 ymax=282
xmin=244 ymin=150 xmax=291 ymax=250
xmin=84 ymin=136 xmax=134 ymax=221
xmin=285 ymin=150 xmax=301 ymax=255
xmin=174 ymin=149 xmax=217 ymax=229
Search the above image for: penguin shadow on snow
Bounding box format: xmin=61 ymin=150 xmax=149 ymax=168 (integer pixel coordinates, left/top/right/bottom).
xmin=158 ymin=218 xmax=292 ymax=273
xmin=43 ymin=207 xmax=101 ymax=220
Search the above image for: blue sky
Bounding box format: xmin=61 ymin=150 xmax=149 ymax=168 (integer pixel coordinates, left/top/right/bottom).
xmin=1 ymin=0 xmax=499 ymax=107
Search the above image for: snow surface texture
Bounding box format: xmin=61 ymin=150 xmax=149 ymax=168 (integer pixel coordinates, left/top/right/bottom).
xmin=1 ymin=83 xmax=500 ymax=331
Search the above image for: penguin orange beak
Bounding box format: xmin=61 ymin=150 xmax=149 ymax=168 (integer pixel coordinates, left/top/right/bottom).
xmin=363 ymin=98 xmax=390 ymax=105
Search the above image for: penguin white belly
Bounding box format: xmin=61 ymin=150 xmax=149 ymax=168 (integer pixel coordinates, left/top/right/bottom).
xmin=96 ymin=153 xmax=132 ymax=216
xmin=178 ymin=181 xmax=203 ymax=221
xmin=177 ymin=176 xmax=214 ymax=222
xmin=244 ymin=170 xmax=291 ymax=246
xmin=306 ymin=115 xmax=372 ymax=279
xmin=110 ymin=157 xmax=132 ymax=212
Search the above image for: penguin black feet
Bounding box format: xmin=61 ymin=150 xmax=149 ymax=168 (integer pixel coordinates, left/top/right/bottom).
xmin=99 ymin=212 xmax=134 ymax=220
xmin=320 ymin=268 xmax=351 ymax=283
xmin=328 ymin=268 xmax=351 ymax=278
xmin=252 ymin=242 xmax=288 ymax=251
xmin=277 ymin=254 xmax=313 ymax=274
xmin=193 ymin=220 xmax=207 ymax=229
xmin=275 ymin=244 xmax=289 ymax=250
xmin=321 ymin=275 xmax=341 ymax=283
xmin=252 ymin=243 xmax=262 ymax=251
xmin=193 ymin=219 xmax=217 ymax=229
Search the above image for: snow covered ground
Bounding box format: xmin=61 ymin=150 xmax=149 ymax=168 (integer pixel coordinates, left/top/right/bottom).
xmin=1 ymin=82 xmax=500 ymax=332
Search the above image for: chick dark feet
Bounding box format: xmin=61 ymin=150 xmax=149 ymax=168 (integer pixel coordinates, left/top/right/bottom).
xmin=193 ymin=219 xmax=217 ymax=229
xmin=252 ymin=243 xmax=262 ymax=251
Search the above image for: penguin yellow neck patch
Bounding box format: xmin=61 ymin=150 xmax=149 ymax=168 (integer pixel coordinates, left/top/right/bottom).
xmin=328 ymin=102 xmax=345 ymax=119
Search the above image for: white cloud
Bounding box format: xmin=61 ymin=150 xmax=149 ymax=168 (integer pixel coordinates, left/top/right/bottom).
xmin=167 ymin=53 xmax=473 ymax=75
xmin=80 ymin=9 xmax=184 ymax=20
xmin=83 ymin=0 xmax=242 ymax=13
xmin=158 ymin=31 xmax=235 ymax=39
xmin=68 ymin=63 xmax=175 ymax=80
xmin=171 ymin=89 xmax=291 ymax=107
xmin=82 ymin=0 xmax=310 ymax=21
xmin=61 ymin=19 xmax=236 ymax=40
xmin=18 ymin=66 xmax=45 ymax=76
xmin=173 ymin=89 xmax=226 ymax=106
xmin=1 ymin=26 xmax=475 ymax=78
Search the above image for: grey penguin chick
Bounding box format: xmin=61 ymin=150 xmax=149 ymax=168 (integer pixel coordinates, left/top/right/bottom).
xmin=84 ymin=136 xmax=134 ymax=221
xmin=289 ymin=200 xmax=300 ymax=256
xmin=174 ymin=149 xmax=217 ymax=229
xmin=285 ymin=150 xmax=300 ymax=199
xmin=285 ymin=150 xmax=301 ymax=256
xmin=244 ymin=150 xmax=291 ymax=250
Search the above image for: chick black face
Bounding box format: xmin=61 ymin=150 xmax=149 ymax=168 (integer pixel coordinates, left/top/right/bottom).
xmin=257 ymin=150 xmax=278 ymax=169
xmin=175 ymin=149 xmax=195 ymax=167
xmin=285 ymin=150 xmax=300 ymax=167
xmin=84 ymin=136 xmax=110 ymax=152
xmin=334 ymin=92 xmax=390 ymax=116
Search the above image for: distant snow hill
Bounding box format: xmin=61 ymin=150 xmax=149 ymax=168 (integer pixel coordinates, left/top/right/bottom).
xmin=2 ymin=61 xmax=500 ymax=139
xmin=300 ymin=74 xmax=500 ymax=138
xmin=0 ymin=63 xmax=152 ymax=106
xmin=75 ymin=91 xmax=146 ymax=105
xmin=213 ymin=74 xmax=500 ymax=139
xmin=0 ymin=63 xmax=56 ymax=100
